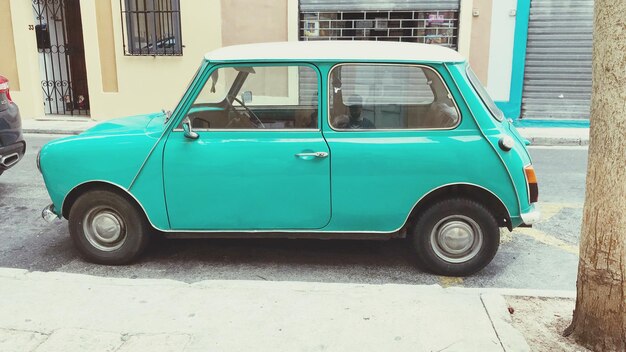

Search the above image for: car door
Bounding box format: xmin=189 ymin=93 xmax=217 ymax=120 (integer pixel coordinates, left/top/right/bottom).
xmin=162 ymin=63 xmax=331 ymax=231
xmin=322 ymin=63 xmax=478 ymax=232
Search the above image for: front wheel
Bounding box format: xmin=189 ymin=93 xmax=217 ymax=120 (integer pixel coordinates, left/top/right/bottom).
xmin=69 ymin=190 xmax=150 ymax=265
xmin=409 ymin=198 xmax=499 ymax=276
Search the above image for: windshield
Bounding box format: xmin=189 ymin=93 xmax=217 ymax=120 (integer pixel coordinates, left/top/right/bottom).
xmin=466 ymin=65 xmax=504 ymax=121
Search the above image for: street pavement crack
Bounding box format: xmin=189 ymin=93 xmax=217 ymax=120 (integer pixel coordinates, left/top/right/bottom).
xmin=480 ymin=295 xmax=507 ymax=352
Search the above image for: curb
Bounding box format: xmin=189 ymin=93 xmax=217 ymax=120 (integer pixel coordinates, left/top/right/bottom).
xmin=0 ymin=267 xmax=576 ymax=298
xmin=481 ymin=293 xmax=531 ymax=352
xmin=23 ymin=128 xmax=83 ymax=135
xmin=448 ymin=286 xmax=576 ymax=299
xmin=525 ymin=136 xmax=589 ymax=147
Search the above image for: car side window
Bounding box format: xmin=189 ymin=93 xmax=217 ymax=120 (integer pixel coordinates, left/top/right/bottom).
xmin=328 ymin=64 xmax=459 ymax=130
xmin=184 ymin=65 xmax=319 ymax=130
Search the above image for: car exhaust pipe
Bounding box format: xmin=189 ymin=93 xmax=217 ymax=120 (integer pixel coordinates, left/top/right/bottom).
xmin=0 ymin=152 xmax=19 ymax=168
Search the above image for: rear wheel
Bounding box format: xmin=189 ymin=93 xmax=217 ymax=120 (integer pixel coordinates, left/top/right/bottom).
xmin=69 ymin=190 xmax=150 ymax=264
xmin=409 ymin=198 xmax=499 ymax=276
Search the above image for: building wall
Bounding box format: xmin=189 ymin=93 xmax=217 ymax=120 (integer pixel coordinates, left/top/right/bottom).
xmin=469 ymin=0 xmax=493 ymax=84
xmin=4 ymin=0 xmax=45 ymax=120
xmin=1 ymin=1 xmax=221 ymax=120
xmin=221 ymin=0 xmax=289 ymax=45
xmin=95 ymin=0 xmax=118 ymax=93
xmin=81 ymin=0 xmax=222 ymax=120
xmin=457 ymin=0 xmax=474 ymax=59
xmin=1 ymin=0 xmax=523 ymax=121
xmin=468 ymin=0 xmax=518 ymax=103
xmin=0 ymin=0 xmax=20 ymax=90
xmin=486 ymin=0 xmax=517 ymax=102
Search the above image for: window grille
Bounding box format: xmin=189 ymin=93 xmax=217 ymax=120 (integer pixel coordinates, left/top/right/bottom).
xmin=120 ymin=0 xmax=183 ymax=56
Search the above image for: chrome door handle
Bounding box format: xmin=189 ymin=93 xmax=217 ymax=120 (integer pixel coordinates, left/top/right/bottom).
xmin=295 ymin=151 xmax=328 ymax=158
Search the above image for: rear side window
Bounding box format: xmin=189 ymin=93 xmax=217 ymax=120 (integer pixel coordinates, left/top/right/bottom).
xmin=466 ymin=66 xmax=504 ymax=121
xmin=328 ymin=64 xmax=459 ymax=130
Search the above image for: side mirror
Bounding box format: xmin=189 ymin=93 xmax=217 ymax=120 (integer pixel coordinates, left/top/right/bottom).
xmin=182 ymin=117 xmax=199 ymax=140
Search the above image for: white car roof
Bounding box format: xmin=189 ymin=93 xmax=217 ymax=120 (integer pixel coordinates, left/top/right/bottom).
xmin=204 ymin=41 xmax=465 ymax=63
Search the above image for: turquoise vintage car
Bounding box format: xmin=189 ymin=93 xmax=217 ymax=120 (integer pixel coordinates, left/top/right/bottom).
xmin=39 ymin=41 xmax=539 ymax=276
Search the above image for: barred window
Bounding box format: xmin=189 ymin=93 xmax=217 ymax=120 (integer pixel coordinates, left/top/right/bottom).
xmin=120 ymin=0 xmax=183 ymax=56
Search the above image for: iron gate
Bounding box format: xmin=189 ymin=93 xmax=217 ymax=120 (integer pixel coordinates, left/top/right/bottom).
xmin=33 ymin=0 xmax=90 ymax=116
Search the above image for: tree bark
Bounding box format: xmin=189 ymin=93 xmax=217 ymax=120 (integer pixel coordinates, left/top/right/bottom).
xmin=565 ymin=1 xmax=626 ymax=350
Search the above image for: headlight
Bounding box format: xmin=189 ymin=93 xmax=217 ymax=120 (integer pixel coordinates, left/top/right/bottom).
xmin=36 ymin=149 xmax=41 ymax=172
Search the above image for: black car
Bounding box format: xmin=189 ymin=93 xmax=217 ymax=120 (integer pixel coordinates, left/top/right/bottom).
xmin=0 ymin=75 xmax=25 ymax=175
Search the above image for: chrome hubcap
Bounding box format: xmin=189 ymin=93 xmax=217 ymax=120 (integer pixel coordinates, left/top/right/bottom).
xmin=430 ymin=215 xmax=483 ymax=263
xmin=83 ymin=207 xmax=126 ymax=251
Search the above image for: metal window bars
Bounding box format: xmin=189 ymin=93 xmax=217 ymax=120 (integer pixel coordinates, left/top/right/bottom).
xmin=120 ymin=0 xmax=183 ymax=56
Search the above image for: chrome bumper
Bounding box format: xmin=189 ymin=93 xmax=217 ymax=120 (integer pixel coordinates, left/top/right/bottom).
xmin=42 ymin=204 xmax=60 ymax=222
xmin=520 ymin=204 xmax=541 ymax=225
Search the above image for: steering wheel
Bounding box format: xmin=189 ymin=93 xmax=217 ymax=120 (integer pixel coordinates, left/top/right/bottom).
xmin=225 ymin=96 xmax=265 ymax=128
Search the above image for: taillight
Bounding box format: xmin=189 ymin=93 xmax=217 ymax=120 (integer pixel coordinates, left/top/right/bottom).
xmin=524 ymin=165 xmax=538 ymax=203
xmin=0 ymin=75 xmax=11 ymax=102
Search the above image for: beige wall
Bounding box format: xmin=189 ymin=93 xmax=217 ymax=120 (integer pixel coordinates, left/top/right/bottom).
xmin=219 ymin=0 xmax=291 ymax=105
xmin=5 ymin=0 xmax=488 ymax=120
xmin=0 ymin=0 xmax=20 ymax=90
xmin=457 ymin=0 xmax=474 ymax=59
xmin=469 ymin=0 xmax=493 ymax=84
xmin=221 ymin=0 xmax=288 ymax=45
xmin=80 ymin=0 xmax=223 ymax=120
xmin=5 ymin=0 xmax=222 ymax=120
xmin=5 ymin=0 xmax=45 ymax=119
xmin=95 ymin=0 xmax=118 ymax=93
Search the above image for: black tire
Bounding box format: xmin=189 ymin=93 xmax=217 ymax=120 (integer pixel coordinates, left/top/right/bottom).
xmin=409 ymin=198 xmax=499 ymax=276
xmin=69 ymin=190 xmax=150 ymax=265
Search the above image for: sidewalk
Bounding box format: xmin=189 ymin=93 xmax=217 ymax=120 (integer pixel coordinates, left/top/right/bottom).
xmin=517 ymin=127 xmax=589 ymax=146
xmin=21 ymin=118 xmax=589 ymax=147
xmin=21 ymin=118 xmax=97 ymax=135
xmin=0 ymin=268 xmax=531 ymax=352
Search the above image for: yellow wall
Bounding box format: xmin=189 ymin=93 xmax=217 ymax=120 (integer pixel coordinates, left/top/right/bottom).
xmin=469 ymin=0 xmax=493 ymax=84
xmin=80 ymin=0 xmax=222 ymax=120
xmin=221 ymin=0 xmax=288 ymax=45
xmin=5 ymin=0 xmax=45 ymax=119
xmin=6 ymin=0 xmax=479 ymax=120
xmin=95 ymin=0 xmax=118 ymax=93
xmin=458 ymin=0 xmax=474 ymax=59
xmin=0 ymin=0 xmax=20 ymax=90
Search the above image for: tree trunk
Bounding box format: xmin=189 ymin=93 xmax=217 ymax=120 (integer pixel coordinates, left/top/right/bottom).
xmin=565 ymin=0 xmax=626 ymax=350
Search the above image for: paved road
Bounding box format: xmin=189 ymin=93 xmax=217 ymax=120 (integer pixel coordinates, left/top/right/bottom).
xmin=0 ymin=134 xmax=587 ymax=290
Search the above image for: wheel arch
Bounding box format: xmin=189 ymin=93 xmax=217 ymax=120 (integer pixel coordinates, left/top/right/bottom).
xmin=62 ymin=181 xmax=150 ymax=225
xmin=406 ymin=183 xmax=512 ymax=231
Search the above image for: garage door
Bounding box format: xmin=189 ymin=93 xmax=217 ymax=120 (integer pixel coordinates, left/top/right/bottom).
xmin=521 ymin=0 xmax=594 ymax=119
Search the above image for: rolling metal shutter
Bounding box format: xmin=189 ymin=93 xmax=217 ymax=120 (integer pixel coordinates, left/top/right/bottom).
xmin=300 ymin=0 xmax=459 ymax=11
xmin=521 ymin=0 xmax=594 ymax=119
xmin=298 ymin=0 xmax=460 ymax=104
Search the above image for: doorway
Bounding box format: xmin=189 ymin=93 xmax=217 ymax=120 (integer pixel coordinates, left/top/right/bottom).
xmin=33 ymin=0 xmax=90 ymax=116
